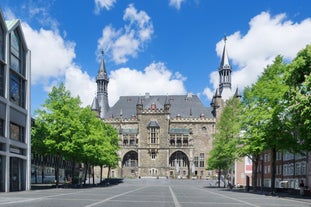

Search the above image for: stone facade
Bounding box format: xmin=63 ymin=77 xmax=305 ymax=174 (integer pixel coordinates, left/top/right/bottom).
xmin=91 ymin=37 xmax=239 ymax=179
xmin=101 ymin=95 xmax=218 ymax=178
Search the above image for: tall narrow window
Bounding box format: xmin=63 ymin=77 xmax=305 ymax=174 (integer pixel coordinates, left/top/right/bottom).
xmin=151 ymin=150 xmax=156 ymax=160
xmin=176 ymin=134 xmax=182 ymax=146
xmin=199 ymin=153 xmax=205 ymax=167
xmin=170 ymin=134 xmax=175 ymax=146
xmin=147 ymin=120 xmax=159 ymax=144
xmin=150 ymin=128 xmax=156 ymax=144
xmin=183 ymin=135 xmax=188 ymax=146
xmin=194 ymin=156 xmax=198 ymax=167
xmin=0 ymin=119 xmax=4 ymax=136
xmin=10 ymin=30 xmax=25 ymax=76
xmin=123 ymin=135 xmax=128 ymax=145
xmin=0 ymin=64 xmax=4 ymax=97
xmin=10 ymin=72 xmax=25 ymax=107
xmin=129 ymin=135 xmax=135 ymax=146
xmin=0 ymin=24 xmax=4 ymax=61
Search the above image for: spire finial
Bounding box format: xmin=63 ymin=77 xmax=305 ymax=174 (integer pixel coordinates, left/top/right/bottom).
xmin=224 ymin=34 xmax=227 ymax=42
xmin=101 ymin=49 xmax=104 ymax=57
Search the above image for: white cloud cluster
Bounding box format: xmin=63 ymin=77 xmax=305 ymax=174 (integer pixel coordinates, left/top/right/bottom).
xmin=93 ymin=0 xmax=187 ymax=13
xmin=108 ymin=62 xmax=187 ymax=105
xmin=22 ymin=23 xmax=75 ymax=84
xmin=169 ymin=0 xmax=186 ymax=10
xmin=94 ymin=0 xmax=117 ymax=13
xmin=203 ymin=11 xmax=311 ymax=101
xmin=97 ymin=4 xmax=153 ymax=64
xmin=22 ymin=22 xmax=96 ymax=106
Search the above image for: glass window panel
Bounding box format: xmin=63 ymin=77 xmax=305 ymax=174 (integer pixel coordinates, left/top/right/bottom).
xmin=0 ymin=119 xmax=4 ymax=137
xmin=10 ymin=54 xmax=20 ymax=73
xmin=0 ymin=24 xmax=4 ymax=61
xmin=0 ymin=65 xmax=4 ymax=97
xmin=11 ymin=31 xmax=19 ymax=57
xmin=10 ymin=72 xmax=25 ymax=107
xmin=10 ymin=74 xmax=20 ymax=104
xmin=10 ymin=123 xmax=20 ymax=141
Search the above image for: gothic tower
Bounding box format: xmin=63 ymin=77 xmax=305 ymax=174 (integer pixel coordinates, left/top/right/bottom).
xmin=95 ymin=51 xmax=109 ymax=119
xmin=218 ymin=36 xmax=232 ymax=98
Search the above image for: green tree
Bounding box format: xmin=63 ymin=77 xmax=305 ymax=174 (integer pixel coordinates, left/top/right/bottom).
xmin=31 ymin=119 xmax=50 ymax=183
xmin=207 ymin=97 xmax=241 ymax=187
xmin=240 ymin=56 xmax=296 ymax=191
xmin=33 ymin=83 xmax=121 ymax=186
xmin=238 ymin=96 xmax=266 ymax=190
xmin=285 ymin=45 xmax=311 ymax=150
xmin=79 ymin=107 xmax=119 ymax=184
xmin=99 ymin=123 xmax=119 ymax=180
xmin=33 ymin=83 xmax=84 ymax=187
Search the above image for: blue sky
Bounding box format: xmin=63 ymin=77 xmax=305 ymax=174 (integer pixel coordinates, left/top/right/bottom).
xmin=1 ymin=0 xmax=311 ymax=115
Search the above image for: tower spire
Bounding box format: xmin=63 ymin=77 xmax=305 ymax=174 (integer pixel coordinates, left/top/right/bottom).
xmin=218 ymin=35 xmax=232 ymax=97
xmin=96 ymin=50 xmax=110 ymax=119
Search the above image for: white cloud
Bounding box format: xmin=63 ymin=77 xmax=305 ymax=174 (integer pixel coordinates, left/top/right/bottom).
xmin=108 ymin=62 xmax=187 ymax=105
xmin=94 ymin=0 xmax=117 ymax=14
xmin=22 ymin=23 xmax=76 ymax=84
xmin=203 ymin=11 xmax=311 ymax=100
xmin=169 ymin=0 xmax=186 ymax=10
xmin=97 ymin=4 xmax=153 ymax=64
xmin=64 ymin=66 xmax=97 ymax=107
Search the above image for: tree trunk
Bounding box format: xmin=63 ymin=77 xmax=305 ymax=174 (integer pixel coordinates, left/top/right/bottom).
xmin=54 ymin=155 xmax=61 ymax=188
xmin=83 ymin=163 xmax=88 ymax=185
xmin=107 ymin=166 xmax=111 ymax=179
xmin=218 ymin=168 xmax=221 ymax=188
xmin=41 ymin=164 xmax=45 ymax=184
xmin=100 ymin=165 xmax=103 ymax=182
xmin=71 ymin=160 xmax=75 ymax=182
xmin=92 ymin=166 xmax=95 ymax=185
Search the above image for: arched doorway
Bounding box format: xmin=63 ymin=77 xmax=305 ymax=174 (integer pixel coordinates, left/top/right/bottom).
xmin=122 ymin=151 xmax=138 ymax=177
xmin=169 ymin=151 xmax=189 ymax=178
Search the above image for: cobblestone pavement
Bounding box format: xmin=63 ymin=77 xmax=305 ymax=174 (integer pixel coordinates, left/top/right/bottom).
xmin=0 ymin=178 xmax=310 ymax=207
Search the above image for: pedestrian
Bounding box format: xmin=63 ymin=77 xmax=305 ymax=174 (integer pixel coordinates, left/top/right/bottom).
xmin=299 ymin=180 xmax=304 ymax=196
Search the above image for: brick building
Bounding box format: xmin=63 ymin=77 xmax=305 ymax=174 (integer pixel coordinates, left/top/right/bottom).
xmin=256 ymin=150 xmax=309 ymax=190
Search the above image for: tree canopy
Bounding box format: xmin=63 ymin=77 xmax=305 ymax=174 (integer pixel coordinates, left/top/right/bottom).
xmin=285 ymin=45 xmax=311 ymax=150
xmin=207 ymin=97 xmax=241 ymax=186
xmin=32 ymin=83 xmax=119 ymax=186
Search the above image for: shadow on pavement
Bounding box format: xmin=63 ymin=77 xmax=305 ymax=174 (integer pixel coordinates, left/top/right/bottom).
xmin=31 ymin=178 xmax=124 ymax=190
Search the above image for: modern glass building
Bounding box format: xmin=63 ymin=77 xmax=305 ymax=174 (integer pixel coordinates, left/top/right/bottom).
xmin=0 ymin=9 xmax=31 ymax=192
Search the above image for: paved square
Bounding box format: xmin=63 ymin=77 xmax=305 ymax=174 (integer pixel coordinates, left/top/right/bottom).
xmin=0 ymin=179 xmax=310 ymax=207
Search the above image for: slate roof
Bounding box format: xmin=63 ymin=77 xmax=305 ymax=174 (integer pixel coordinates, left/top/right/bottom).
xmin=104 ymin=94 xmax=214 ymax=119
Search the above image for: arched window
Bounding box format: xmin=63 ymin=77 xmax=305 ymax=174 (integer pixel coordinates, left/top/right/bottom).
xmin=169 ymin=151 xmax=189 ymax=168
xmin=122 ymin=151 xmax=138 ymax=167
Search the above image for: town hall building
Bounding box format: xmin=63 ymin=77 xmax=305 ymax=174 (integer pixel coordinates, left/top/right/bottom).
xmin=91 ymin=38 xmax=241 ymax=179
